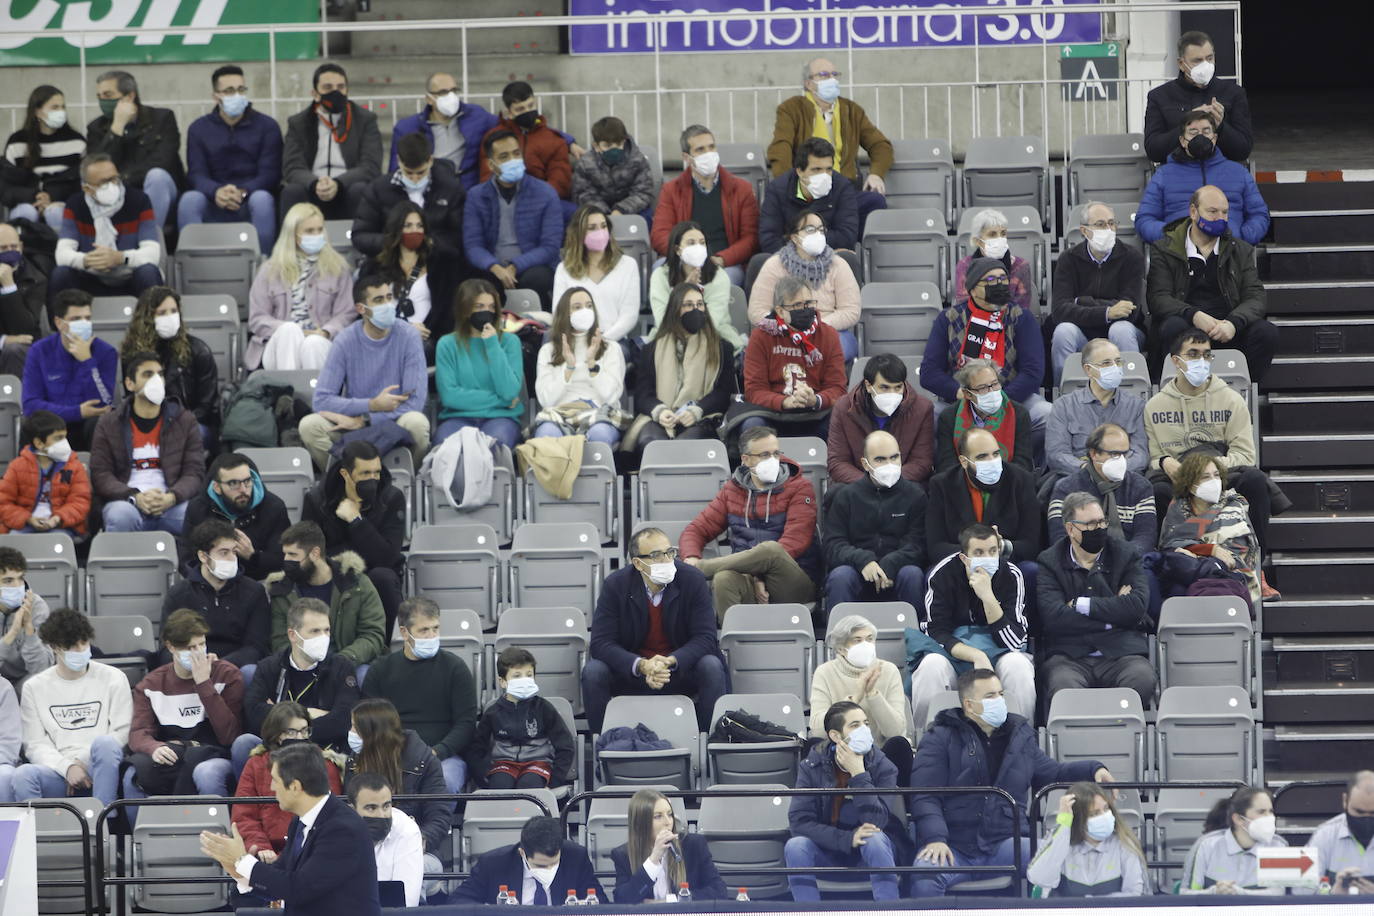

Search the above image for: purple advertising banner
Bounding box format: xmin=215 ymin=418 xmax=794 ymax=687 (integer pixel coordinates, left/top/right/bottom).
xmin=570 ymin=0 xmax=1104 ymax=55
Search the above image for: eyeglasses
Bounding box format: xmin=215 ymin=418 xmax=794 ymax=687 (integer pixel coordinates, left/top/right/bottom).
xmin=1068 ymin=519 xmax=1109 ymax=530
xmin=1094 ymin=448 xmax=1133 ymax=459
xmin=280 ymin=726 xmax=312 ymax=739
xmin=809 ymin=70 xmax=842 ymax=80
xmin=795 ymin=225 xmax=824 ymax=236
xmin=681 ymin=300 xmax=707 ymax=311
xmin=785 ymin=299 xmax=819 ymax=309
xmin=215 ymin=86 xmax=250 ymax=96
xmin=965 ymin=381 xmax=1002 ymax=396
xmin=220 ymin=476 xmax=253 ymax=490
xmin=745 ymin=450 xmax=783 ymax=460
xmin=1083 ymin=219 xmax=1118 ymax=230
xmin=1088 ymin=358 xmax=1124 ymax=369
xmin=431 ymin=87 xmax=459 ymax=97
xmin=1179 ymin=350 xmax=1215 ymax=362
xmin=636 ymin=548 xmax=679 ymax=562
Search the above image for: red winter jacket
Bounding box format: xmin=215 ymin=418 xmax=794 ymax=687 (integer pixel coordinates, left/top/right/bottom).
xmin=479 ymin=116 xmax=573 ymax=198
xmin=233 ymin=747 xmax=345 ymax=855
xmin=680 ymin=459 xmax=820 ymax=579
xmin=742 ymin=321 xmax=847 ymax=411
xmin=650 ymin=166 xmax=759 ymax=266
xmin=0 ymin=447 xmax=91 ymax=535
xmin=826 ymin=382 xmax=936 ymax=485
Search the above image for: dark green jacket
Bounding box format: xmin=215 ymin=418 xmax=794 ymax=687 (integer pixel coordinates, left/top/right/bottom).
xmin=267 ymin=550 xmax=387 ymax=665
xmin=1146 ymin=217 xmax=1267 ymax=331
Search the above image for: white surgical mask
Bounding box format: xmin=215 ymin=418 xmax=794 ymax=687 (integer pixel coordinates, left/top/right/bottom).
xmin=1181 ymin=358 xmax=1211 ymax=387
xmin=141 ymin=373 xmax=166 ymax=407
xmin=974 ymin=390 xmax=1003 ymax=415
xmin=1086 ymin=811 xmax=1116 ymax=841
xmin=1100 ymin=455 xmax=1128 ymax=483
xmin=411 ymin=635 xmax=441 ymax=659
xmin=0 ymin=585 xmax=25 ymax=609
xmin=980 ymin=236 xmax=1009 ymax=260
xmin=299 ymin=633 xmax=330 ymax=663
xmin=210 ymin=556 xmax=238 ymax=581
xmin=871 ymin=390 xmax=902 ymax=416
xmin=647 ymin=561 xmax=676 ymax=585
xmin=63 ymin=647 xmax=92 ymax=672
xmin=1244 ymin=814 xmax=1277 ymax=844
xmin=347 ymin=729 xmax=364 ymax=754
xmin=569 ymin=307 xmax=596 ymax=333
xmin=968 ymin=555 xmax=1000 ymax=577
xmin=692 ymin=150 xmax=720 ymax=178
xmin=845 ymin=640 xmax=876 ymax=669
xmin=845 ymin=724 xmax=874 ymax=755
xmin=434 ymin=93 xmax=461 ymax=118
xmin=752 ymin=456 xmax=781 ymax=484
xmin=44 ymin=438 xmax=73 ymax=463
xmin=506 ymin=676 xmax=540 ymax=699
xmin=154 ymin=312 xmax=181 ymax=339
xmin=1193 ymin=477 xmax=1223 ymax=504
xmin=1095 ymin=364 xmax=1123 ymax=390
xmin=65 ymin=319 xmax=93 ymax=342
xmin=805 ymin=172 xmax=832 ymax=198
xmin=93 ymin=181 xmax=123 ymax=207
xmin=871 ymin=463 xmax=901 ymax=489
xmin=679 ymin=243 xmax=708 ymax=269
xmin=1189 ymin=59 xmax=1215 ymax=86
xmin=1088 ymin=228 xmax=1116 ymax=253
xmin=176 ymin=649 xmax=196 ymax=671
xmin=972 ymin=458 xmax=1002 ymax=486
xmin=799 ymin=230 xmax=827 ymax=256
xmin=43 ymin=109 xmax=68 ymax=130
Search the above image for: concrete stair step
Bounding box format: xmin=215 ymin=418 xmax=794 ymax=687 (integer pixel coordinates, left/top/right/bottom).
xmin=1268 ymin=209 xmax=1374 ymax=244
xmin=1261 ymin=244 xmax=1374 ymax=282
xmin=1261 ymin=429 xmax=1374 ymax=465
xmin=1264 ymin=596 xmax=1374 ymax=635
xmin=1260 ymin=181 xmax=1374 ymax=211
xmin=1263 ymin=355 xmax=1374 ymax=390
xmin=1272 ymin=724 xmax=1374 ymax=772
xmin=1269 ymin=471 xmax=1374 ymax=513
xmin=1264 ymin=279 xmax=1374 ymax=315
xmin=1268 ymin=512 xmax=1374 ymax=551
xmin=1266 ymin=393 xmax=1374 ymax=433
xmin=1268 ymin=552 xmax=1374 ymax=597
xmin=1264 ymin=682 xmax=1374 ymax=723
xmin=1272 ymin=317 xmax=1374 ymax=357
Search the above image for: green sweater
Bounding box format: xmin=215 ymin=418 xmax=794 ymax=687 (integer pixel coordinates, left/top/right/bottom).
xmin=361 ymin=648 xmax=478 ymax=760
xmin=435 ymin=330 xmax=525 ymax=420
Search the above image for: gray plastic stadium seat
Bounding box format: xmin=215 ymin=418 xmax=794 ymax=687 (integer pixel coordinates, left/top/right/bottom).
xmin=36 ymin=804 xmax=100 ymax=914
xmin=856 ymin=282 xmax=943 ymax=357
xmin=406 ymin=523 xmax=502 ymax=626
xmin=1040 ymin=787 xmax=1144 ymax=838
xmin=961 ymin=135 xmax=1049 ymax=222
xmin=86 ymin=531 xmax=177 ymax=618
xmin=0 ymin=531 xmax=77 ymax=610
xmin=596 ymin=695 xmax=701 ymax=790
xmin=639 ymin=144 xmax=664 ymax=188
xmin=494 ymin=607 xmax=589 ymax=715
xmin=508 ymin=522 xmax=603 ymax=610
xmin=382 ymin=446 xmax=415 ymax=541
xmin=1067 ymin=134 xmax=1152 ymax=207
xmin=884 ymin=139 xmax=957 ymax=228
xmin=728 ymin=285 xmax=749 ymax=340
xmin=0 ymin=374 xmax=20 ymax=465
xmin=610 ymin=213 xmax=652 ymax=295
xmin=634 ymin=439 xmax=730 ymax=523
xmin=632 ymin=519 xmax=724 ymax=560
xmin=422 ymin=446 xmax=519 ymax=545
xmin=263 ymin=368 xmax=319 ymax=407
xmin=545 ymin=694 xmax=582 ymax=800
xmin=956 ymin=205 xmax=1047 ymax=308
xmin=325 ymin=219 xmax=363 ymax=270
xmin=1153 ymin=787 xmax=1234 ymax=890
xmin=698 ymin=785 xmax=793 ymax=899
xmin=90 ymin=296 xmax=136 ymax=355
xmin=1057 ymin=351 xmax=1150 ymax=400
xmin=827 ymin=601 xmax=918 ymax=672
xmin=1046 ymin=687 xmax=1147 ymax=780
xmin=860 ymin=208 xmax=949 ymax=288
xmin=505 ymin=288 xmax=542 ymax=316
xmin=776 ymin=436 xmax=827 ymax=499
xmin=717 ymin=144 xmax=768 ymax=199
xmin=523 ymin=441 xmax=620 ymax=547
xmin=238 ymin=447 xmax=314 ymax=522
xmin=1160 ymin=347 xmax=1253 ymax=405
xmin=172 ymin=223 xmax=259 ymax=315
xmin=916 ymin=689 xmax=961 ymax=738
xmin=131 ymin=801 xmax=231 ymax=912
xmin=718 ymin=604 xmax=814 ymax=700
xmin=706 ymin=694 xmax=804 ymax=786
xmin=88 ymin=614 xmax=157 ymax=687
xmin=586 ymin=787 xmax=687 ymax=897
xmin=1157 ymin=596 xmax=1255 ymax=697
xmin=459 ymin=788 xmax=559 ymax=869
xmin=180 ymin=293 xmax=241 ymax=382
xmin=1155 ymin=685 xmax=1257 ymax=783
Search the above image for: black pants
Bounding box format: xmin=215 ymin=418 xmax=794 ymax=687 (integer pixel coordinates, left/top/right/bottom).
xmin=485 ymin=771 xmax=550 ymax=789
xmin=635 ymin=419 xmax=718 ymax=455
xmin=367 ymin=567 xmax=403 ymax=644
xmin=1042 ymin=654 xmax=1157 ymax=709
xmin=128 ymin=744 xmax=228 ymax=796
xmin=1153 ymin=315 xmax=1280 ymax=384
xmin=279 ymin=179 xmax=369 ymax=221
xmin=479 ymin=263 xmax=555 ymax=312
xmin=1151 ymin=465 xmax=1271 ymax=555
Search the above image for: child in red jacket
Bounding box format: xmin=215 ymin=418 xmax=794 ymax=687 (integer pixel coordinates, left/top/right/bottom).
xmin=0 ymin=410 xmax=90 ymax=536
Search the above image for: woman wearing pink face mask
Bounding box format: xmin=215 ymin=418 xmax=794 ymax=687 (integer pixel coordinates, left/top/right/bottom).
xmin=552 ymin=205 xmax=641 ymax=346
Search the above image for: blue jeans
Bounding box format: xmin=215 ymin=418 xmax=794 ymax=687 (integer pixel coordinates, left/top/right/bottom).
xmin=12 ymin=734 xmax=123 ymax=805
xmin=436 ymin=416 xmax=521 ymax=450
xmin=440 ymin=754 xmax=467 ymax=794
xmin=785 ymin=832 xmax=898 ymax=901
xmin=910 ymin=836 xmax=1029 ymax=897
xmin=102 ymin=498 xmax=189 ymax=534
xmin=825 ymin=564 xmax=925 ymax=612
xmin=139 ymin=167 xmax=178 ymax=228
xmin=8 ymin=201 xmax=65 ymax=230
xmin=177 ymin=188 xmax=278 ymax=254
xmin=0 ymin=763 xmax=15 ymax=803
xmin=122 ymin=754 xmax=235 ymax=824
xmin=533 ymin=421 xmax=620 ymax=445
xmin=837 ymin=328 xmax=859 ymax=362
xmin=1050 ymin=321 xmax=1145 ymax=385
xmin=48 ymin=262 xmax=164 ymax=300
xmin=231 ymin=733 xmax=261 ymax=783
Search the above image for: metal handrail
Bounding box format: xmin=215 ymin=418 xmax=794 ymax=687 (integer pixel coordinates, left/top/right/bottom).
xmin=0 ymin=799 xmax=96 ymax=915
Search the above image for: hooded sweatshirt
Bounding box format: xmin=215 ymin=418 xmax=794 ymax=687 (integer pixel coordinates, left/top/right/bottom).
xmin=1144 ymin=375 xmax=1255 ymax=475
xmin=680 ymin=457 xmax=821 ymax=579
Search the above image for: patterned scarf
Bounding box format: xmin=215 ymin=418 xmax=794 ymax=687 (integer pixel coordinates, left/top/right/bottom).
xmin=290 ymin=255 xmax=319 ymax=330
xmin=951 ymin=392 xmax=1018 ymax=463
xmin=758 ymin=314 xmax=823 ymax=366
xmin=778 ymin=240 xmax=834 ymax=291
xmin=945 ymin=303 xmax=1022 ymax=375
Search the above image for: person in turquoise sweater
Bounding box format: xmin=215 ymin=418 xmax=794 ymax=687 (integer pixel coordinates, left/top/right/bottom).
xmin=434 ymin=277 xmax=525 ymax=448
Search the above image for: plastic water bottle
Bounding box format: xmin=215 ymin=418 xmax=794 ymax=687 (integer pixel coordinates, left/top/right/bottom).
xmin=585 ymin=888 xmax=600 ymax=905
xmin=1318 ymin=877 xmax=1332 ymax=895
xmin=564 ymin=889 xmax=581 ymax=906
xmin=735 ymin=888 xmax=750 ymax=902
xmin=496 ymin=885 xmax=512 ymax=905
xmin=677 ymin=882 xmax=692 ymax=904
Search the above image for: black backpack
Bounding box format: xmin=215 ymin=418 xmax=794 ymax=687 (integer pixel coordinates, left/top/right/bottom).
xmin=709 ymin=709 xmax=800 ymax=744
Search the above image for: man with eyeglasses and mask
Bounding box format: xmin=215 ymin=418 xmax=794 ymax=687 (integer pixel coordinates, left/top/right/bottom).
xmin=759 ymin=137 xmax=860 ymax=254
xmin=1036 ymin=492 xmax=1155 ymax=708
xmin=1138 ymin=114 xmax=1269 ymax=247
xmin=581 ymin=527 xmax=728 ymax=734
xmin=50 ymin=153 xmax=164 ymax=302
xmin=1143 ymin=30 xmax=1252 ymax=164
xmin=934 ymin=358 xmax=1033 ymax=475
xmin=1146 ymin=184 xmax=1277 ymax=383
xmin=390 ymin=72 xmax=498 ymax=191
xmin=1045 ymin=339 xmax=1148 ymax=483
xmin=1048 ymin=202 xmax=1146 ymax=385
xmin=1299 ymin=770 xmax=1374 ymax=896
xmin=923 ymin=258 xmax=1049 ymax=464
xmin=681 ymin=425 xmax=821 ymax=622
xmin=183 ymin=452 xmax=291 ymax=581
xmin=1049 ymin=423 xmax=1158 ymax=557
xmin=281 ymin=62 xmax=382 ymax=220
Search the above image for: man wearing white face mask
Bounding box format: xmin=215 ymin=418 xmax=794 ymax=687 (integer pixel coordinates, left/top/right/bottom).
xmin=927 ymin=428 xmax=1041 ymax=574
xmin=361 ymin=597 xmax=478 ymax=796
xmin=1045 ymin=338 xmax=1149 ymax=482
xmin=0 ymin=546 xmax=54 ymax=685
xmin=389 ymin=71 xmax=499 ymax=190
xmin=1143 ymin=30 xmax=1252 ymax=163
xmin=161 ymin=518 xmax=270 ymax=674
xmin=453 ymin=815 xmax=603 ymax=904
xmin=823 ymin=431 xmax=929 ymax=610
xmin=91 ymin=352 xmax=204 ymax=534
xmin=582 ymin=528 xmax=728 ymax=734
xmin=650 ymin=125 xmax=758 ymax=286
xmin=50 ymin=152 xmax=164 ymax=302
xmin=828 ymin=353 xmax=936 ymax=485
xmin=1050 ymin=423 xmax=1158 ymax=556
xmin=759 ymin=138 xmax=860 ymax=254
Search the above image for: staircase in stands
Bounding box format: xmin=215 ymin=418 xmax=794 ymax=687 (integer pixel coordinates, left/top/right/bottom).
xmin=1258 ymin=179 xmax=1374 ymax=788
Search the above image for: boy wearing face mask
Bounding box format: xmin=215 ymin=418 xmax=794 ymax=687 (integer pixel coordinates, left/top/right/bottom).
xmin=50 ymin=152 xmax=165 ymax=302
xmin=480 ymin=81 xmax=575 ymax=207
xmin=362 ymin=597 xmax=478 ymax=795
xmin=0 ymin=546 xmax=54 ymax=686
xmin=160 ymin=519 xmax=270 ymax=671
xmin=467 ymin=647 xmax=575 ymax=791
xmin=572 ymin=116 xmax=657 ymax=220
xmin=13 ymin=608 xmax=131 ymax=805
xmin=126 ymin=608 xmax=244 ymax=800
xmin=90 ymin=352 xmax=204 ymax=534
xmin=0 ymin=410 xmax=90 ymax=538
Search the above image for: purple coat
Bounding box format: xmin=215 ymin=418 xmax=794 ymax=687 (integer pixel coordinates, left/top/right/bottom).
xmin=244 ymin=262 xmax=356 ymax=370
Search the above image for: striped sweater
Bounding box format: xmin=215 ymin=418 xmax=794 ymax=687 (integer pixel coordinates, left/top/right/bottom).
xmin=0 ymin=124 xmax=86 ymax=207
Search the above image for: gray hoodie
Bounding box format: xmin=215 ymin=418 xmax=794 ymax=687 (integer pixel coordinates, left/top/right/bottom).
xmin=0 ymin=677 xmax=19 ymax=766
xmin=0 ymin=592 xmax=54 ymax=683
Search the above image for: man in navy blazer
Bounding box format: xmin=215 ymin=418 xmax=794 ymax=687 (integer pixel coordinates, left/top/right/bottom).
xmin=581 ymin=527 xmax=730 ymax=733
xmin=201 ymin=742 xmax=380 ymax=914
xmin=452 ymin=815 xmax=604 ymax=904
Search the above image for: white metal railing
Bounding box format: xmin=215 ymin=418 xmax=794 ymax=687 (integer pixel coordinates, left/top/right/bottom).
xmin=0 ymin=2 xmax=1241 ymax=163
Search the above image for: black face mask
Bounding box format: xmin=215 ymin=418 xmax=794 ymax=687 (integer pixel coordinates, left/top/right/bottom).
xmin=1187 ymin=135 xmax=1215 ymax=159
xmin=469 ymin=310 xmax=496 ymax=332
xmin=1348 ymin=812 xmax=1374 ymax=847
xmin=680 ymin=309 xmax=707 ymax=334
xmin=275 ymin=737 xmax=312 ymax=751
xmin=512 ymin=110 xmax=540 ymax=131
xmin=982 ymin=283 xmax=1012 ymax=306
xmin=787 ymin=307 xmax=816 ymax=332
xmin=363 ymin=814 xmax=393 ymax=844
xmin=283 ymin=559 xmax=313 ymax=584
xmin=318 ymin=90 xmax=348 ymax=114
xmin=1077 ymin=527 xmax=1108 ymax=555
xmin=354 ymin=478 xmax=380 ymax=505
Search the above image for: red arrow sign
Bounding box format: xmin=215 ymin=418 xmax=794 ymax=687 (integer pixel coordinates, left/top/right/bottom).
xmin=1261 ymin=854 xmax=1314 ymax=872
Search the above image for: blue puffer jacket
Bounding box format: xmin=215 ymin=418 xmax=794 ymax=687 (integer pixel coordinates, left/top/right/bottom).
xmin=1135 ymin=148 xmax=1270 ymax=245
xmin=462 ymin=174 xmax=563 ymax=274
xmin=790 ymin=741 xmax=899 ymax=855
xmin=911 ymin=708 xmax=1103 ymax=856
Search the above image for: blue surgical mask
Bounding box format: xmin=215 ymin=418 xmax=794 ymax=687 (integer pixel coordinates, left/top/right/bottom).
xmin=410 ymin=635 xmax=441 ymax=659
xmin=368 ymin=300 xmax=398 ymax=330
xmin=220 ymin=94 xmax=249 ymax=118
xmin=348 ymin=729 xmax=364 ymax=754
xmin=974 ymin=390 xmax=1004 ymax=415
xmin=0 ymin=585 xmax=24 ymax=609
xmin=63 ymin=647 xmax=92 ymax=672
xmin=972 ymin=458 xmax=1002 ymax=486
xmin=1180 ymin=357 xmax=1211 ymax=387
xmin=506 ymin=676 xmax=539 ymax=700
xmin=815 ymin=78 xmax=841 ymax=103
xmin=497 ymin=158 xmax=526 ymax=183
xmin=1095 ymin=364 xmax=1123 ymax=390
xmin=1197 ymin=216 xmax=1228 ymax=238
xmin=1086 ymin=811 xmax=1116 ymax=841
xmin=176 ymin=650 xmax=195 ymax=671
xmin=977 ymin=695 xmax=1008 ymax=728
xmin=299 ymin=233 xmax=327 ymax=256
xmin=66 ymin=319 xmax=94 ymax=342
xmin=846 ymin=724 xmax=874 ymax=755
xmin=968 ymin=555 xmax=1000 ymax=577
xmin=400 ymin=173 xmax=430 ymax=192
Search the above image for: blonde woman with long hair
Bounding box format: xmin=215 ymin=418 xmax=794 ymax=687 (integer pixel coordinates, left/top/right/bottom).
xmin=1027 ymin=781 xmax=1149 ymax=897
xmin=611 ymin=789 xmax=727 ymax=902
xmin=245 ymin=202 xmax=355 ymax=371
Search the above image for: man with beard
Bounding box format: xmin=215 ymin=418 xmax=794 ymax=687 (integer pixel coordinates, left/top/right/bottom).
xmin=183 ymin=452 xmax=291 ymax=580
